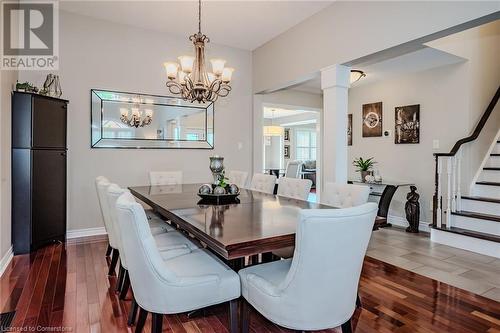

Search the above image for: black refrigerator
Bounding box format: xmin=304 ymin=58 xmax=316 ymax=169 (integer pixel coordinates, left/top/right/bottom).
xmin=12 ymin=92 xmax=68 ymax=254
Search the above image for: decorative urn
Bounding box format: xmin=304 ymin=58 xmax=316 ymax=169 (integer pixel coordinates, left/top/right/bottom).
xmin=209 ymin=156 xmax=224 ymax=185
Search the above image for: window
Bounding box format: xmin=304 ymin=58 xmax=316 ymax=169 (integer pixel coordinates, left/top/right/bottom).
xmin=296 ymin=129 xmax=317 ymax=160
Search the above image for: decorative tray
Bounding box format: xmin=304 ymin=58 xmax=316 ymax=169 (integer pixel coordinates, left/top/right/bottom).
xmin=197 ymin=193 xmax=240 ymax=205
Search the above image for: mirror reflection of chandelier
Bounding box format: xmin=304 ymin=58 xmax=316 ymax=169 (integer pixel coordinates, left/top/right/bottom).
xmin=120 ymin=107 xmax=153 ymax=128
xmin=164 ymin=0 xmax=234 ymax=103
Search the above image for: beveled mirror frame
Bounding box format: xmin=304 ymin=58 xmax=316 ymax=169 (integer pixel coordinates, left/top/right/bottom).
xmin=91 ymin=89 xmax=214 ymax=149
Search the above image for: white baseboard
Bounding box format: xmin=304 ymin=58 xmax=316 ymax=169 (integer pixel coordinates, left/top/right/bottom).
xmin=387 ymin=215 xmax=430 ymax=233
xmin=0 ymin=246 xmax=14 ymax=278
xmin=67 ymin=227 xmax=107 ymax=239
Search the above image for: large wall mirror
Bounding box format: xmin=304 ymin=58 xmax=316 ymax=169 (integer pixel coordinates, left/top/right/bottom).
xmin=91 ymin=89 xmax=214 ymax=149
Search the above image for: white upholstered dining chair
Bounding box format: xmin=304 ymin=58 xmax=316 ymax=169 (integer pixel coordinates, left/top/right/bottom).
xmin=284 ymin=160 xmax=303 ymax=178
xmin=95 ymin=177 xmax=120 ymax=274
xmin=226 ymin=170 xmax=248 ymax=188
xmin=115 ymin=192 xmax=241 ymax=333
xmin=149 ymin=171 xmax=183 ymax=185
xmin=106 ymin=184 xmax=201 ymax=327
xmin=250 ymin=173 xmax=277 ymax=194
xmin=277 ymin=177 xmax=312 ymax=201
xmin=105 ymin=184 xmax=196 ymax=292
xmin=239 ymin=203 xmax=378 ymax=333
xmin=322 ymin=182 xmax=370 ymax=208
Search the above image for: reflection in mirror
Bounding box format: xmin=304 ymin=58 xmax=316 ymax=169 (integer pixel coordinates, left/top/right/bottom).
xmin=91 ymin=89 xmax=214 ymax=149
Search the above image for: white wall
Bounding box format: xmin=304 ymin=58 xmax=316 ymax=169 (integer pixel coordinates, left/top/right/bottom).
xmin=426 ymin=20 xmax=500 ymax=189
xmin=253 ymin=1 xmax=499 ymax=93
xmin=0 ymin=70 xmax=18 ymax=259
xmin=348 ymin=21 xmax=500 ymax=226
xmin=19 ymin=11 xmax=253 ymax=232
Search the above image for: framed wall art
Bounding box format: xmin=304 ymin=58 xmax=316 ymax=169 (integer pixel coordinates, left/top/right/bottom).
xmin=362 ymin=102 xmax=382 ymax=137
xmin=395 ymin=104 xmax=420 ymax=144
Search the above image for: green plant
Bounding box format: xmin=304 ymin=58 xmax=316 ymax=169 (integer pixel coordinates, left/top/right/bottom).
xmin=218 ymin=170 xmax=230 ymax=188
xmin=353 ymin=157 xmax=376 ymax=172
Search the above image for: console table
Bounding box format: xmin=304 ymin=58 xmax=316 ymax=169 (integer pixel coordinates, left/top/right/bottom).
xmin=348 ymin=180 xmax=419 ymax=232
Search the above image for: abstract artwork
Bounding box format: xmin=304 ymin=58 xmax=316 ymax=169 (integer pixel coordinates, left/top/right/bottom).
xmin=362 ymin=102 xmax=382 ymax=137
xmin=284 ymin=145 xmax=290 ymax=158
xmin=395 ymin=104 xmax=420 ymax=144
xmin=348 ymin=114 xmax=353 ymax=146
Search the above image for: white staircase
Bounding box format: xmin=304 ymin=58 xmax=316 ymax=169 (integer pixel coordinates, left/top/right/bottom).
xmin=431 ymin=88 xmax=500 ymax=258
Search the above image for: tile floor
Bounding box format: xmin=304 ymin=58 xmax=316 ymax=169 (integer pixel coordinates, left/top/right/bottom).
xmin=367 ymin=227 xmax=500 ymax=302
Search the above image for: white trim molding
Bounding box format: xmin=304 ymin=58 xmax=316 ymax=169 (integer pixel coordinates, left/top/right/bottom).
xmin=67 ymin=227 xmax=107 ymax=239
xmin=0 ymin=246 xmax=14 ymax=278
xmin=431 ymin=228 xmax=500 ymax=258
xmin=387 ymin=215 xmax=430 ymax=233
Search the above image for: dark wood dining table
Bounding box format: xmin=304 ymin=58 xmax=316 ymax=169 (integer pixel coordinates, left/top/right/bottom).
xmin=129 ymin=184 xmax=334 ymax=266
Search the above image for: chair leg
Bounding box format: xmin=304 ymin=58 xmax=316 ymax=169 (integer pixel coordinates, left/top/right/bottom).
xmin=229 ymin=299 xmax=238 ymax=333
xmin=108 ymin=249 xmax=119 ymax=276
xmin=128 ymin=297 xmax=139 ymax=326
xmin=240 ymin=298 xmax=250 ymax=333
xmin=135 ymin=308 xmax=148 ymax=333
xmin=119 ymin=271 xmax=130 ymax=300
xmin=356 ymin=293 xmax=362 ymax=308
xmin=116 ymin=265 xmax=125 ymax=293
xmin=341 ymin=318 xmax=352 ymax=333
xmin=151 ymin=313 xmax=163 ymax=333
xmin=105 ymin=244 xmax=112 ymax=257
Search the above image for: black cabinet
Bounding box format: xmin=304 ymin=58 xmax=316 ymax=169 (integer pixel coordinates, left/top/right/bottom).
xmin=12 ymin=92 xmax=69 ymax=254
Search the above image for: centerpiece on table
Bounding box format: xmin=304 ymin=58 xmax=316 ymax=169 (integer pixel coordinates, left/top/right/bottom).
xmin=353 ymin=157 xmax=377 ymax=183
xmin=198 ymin=156 xmax=240 ymax=204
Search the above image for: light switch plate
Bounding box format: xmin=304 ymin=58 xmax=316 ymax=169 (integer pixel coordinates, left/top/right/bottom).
xmin=433 ymin=140 xmax=440 ymax=149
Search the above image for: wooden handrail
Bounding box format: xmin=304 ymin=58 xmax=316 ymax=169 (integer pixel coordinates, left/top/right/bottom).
xmin=434 ymin=85 xmax=500 ymax=157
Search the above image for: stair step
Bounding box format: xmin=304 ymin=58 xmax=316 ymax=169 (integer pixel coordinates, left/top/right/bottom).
xmin=461 ymin=195 xmax=500 ymax=204
xmin=431 ymin=225 xmax=500 ymax=243
xmin=476 ymin=181 xmax=500 ymax=187
xmin=484 ymin=167 xmax=500 ymax=171
xmin=452 ymin=210 xmax=500 ymax=223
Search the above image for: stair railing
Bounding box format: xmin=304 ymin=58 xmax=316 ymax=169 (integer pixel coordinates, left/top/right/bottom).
xmin=433 ymin=86 xmax=500 ymax=229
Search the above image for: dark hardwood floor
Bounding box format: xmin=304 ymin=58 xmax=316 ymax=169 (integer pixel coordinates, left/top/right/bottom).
xmin=1 ymin=240 xmax=499 ymax=332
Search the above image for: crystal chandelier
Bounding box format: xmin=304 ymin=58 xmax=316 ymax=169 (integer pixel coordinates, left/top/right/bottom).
xmin=120 ymin=107 xmax=153 ymax=128
xmin=164 ymin=0 xmax=234 ymax=103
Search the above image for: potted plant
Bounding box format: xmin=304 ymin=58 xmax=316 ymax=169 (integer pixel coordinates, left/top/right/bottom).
xmin=353 ymin=157 xmax=377 ymax=182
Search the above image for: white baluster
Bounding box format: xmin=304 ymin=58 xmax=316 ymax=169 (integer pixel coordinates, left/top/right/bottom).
xmin=436 ymin=157 xmax=442 ymax=228
xmin=451 ymin=156 xmax=457 ymax=212
xmin=456 ymin=150 xmax=462 ymax=212
xmin=446 ymin=157 xmax=452 ymax=228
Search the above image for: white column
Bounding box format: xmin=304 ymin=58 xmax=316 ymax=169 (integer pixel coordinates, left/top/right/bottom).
xmin=320 ymin=64 xmax=350 ymax=193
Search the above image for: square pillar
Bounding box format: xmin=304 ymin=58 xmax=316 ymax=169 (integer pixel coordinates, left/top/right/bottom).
xmin=320 ymin=64 xmax=350 ymax=193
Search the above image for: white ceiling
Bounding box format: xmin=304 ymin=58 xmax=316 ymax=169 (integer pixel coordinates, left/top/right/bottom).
xmin=263 ymin=106 xmax=317 ymax=119
xmin=60 ymin=1 xmax=333 ymax=50
xmin=290 ymin=47 xmax=466 ymax=94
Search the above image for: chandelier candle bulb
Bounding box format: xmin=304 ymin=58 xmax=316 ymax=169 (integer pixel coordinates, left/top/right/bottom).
xmin=164 ymin=62 xmax=179 ymax=79
xmin=221 ymin=67 xmax=234 ymax=83
xmin=210 ymin=59 xmax=226 ymax=75
xmin=178 ymin=56 xmax=195 ymax=73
